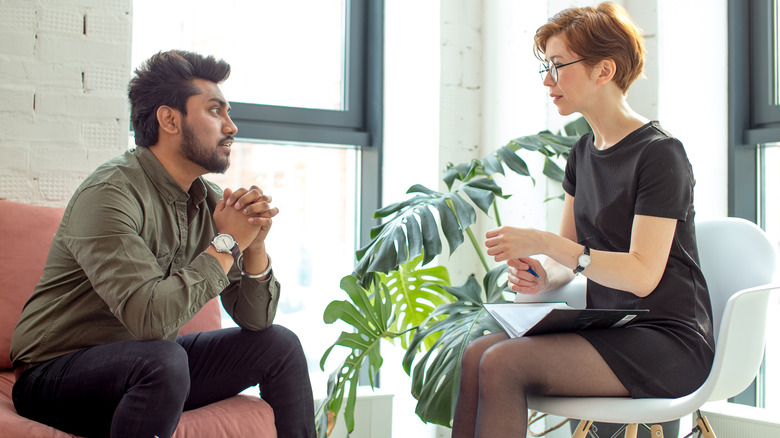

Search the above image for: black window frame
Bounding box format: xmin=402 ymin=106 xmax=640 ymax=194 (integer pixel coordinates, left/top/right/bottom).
xmin=229 ymin=0 xmax=383 ymax=246
xmin=728 ymin=0 xmax=779 ymax=407
xmin=730 ymin=0 xmax=780 ymax=222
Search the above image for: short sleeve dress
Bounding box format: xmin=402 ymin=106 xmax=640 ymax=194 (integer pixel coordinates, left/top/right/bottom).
xmin=562 ymin=121 xmax=715 ymax=398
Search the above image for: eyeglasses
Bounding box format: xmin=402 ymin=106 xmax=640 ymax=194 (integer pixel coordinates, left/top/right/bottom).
xmin=539 ymin=58 xmax=587 ymax=83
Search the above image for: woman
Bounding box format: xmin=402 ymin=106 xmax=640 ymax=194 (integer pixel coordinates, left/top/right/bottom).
xmin=451 ymin=3 xmax=715 ymax=437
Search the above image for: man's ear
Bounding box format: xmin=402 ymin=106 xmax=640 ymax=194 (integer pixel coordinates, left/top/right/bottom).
xmin=157 ymin=105 xmax=181 ymax=135
xmin=596 ymin=59 xmax=617 ymax=85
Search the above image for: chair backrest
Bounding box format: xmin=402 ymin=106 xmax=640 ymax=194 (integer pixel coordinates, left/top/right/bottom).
xmin=695 ymin=218 xmax=777 ymax=340
xmin=695 ymin=217 xmax=778 ymax=401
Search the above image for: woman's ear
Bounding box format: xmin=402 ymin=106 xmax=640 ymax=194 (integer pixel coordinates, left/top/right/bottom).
xmin=596 ymin=59 xmax=617 ymax=85
xmin=157 ymin=105 xmax=180 ymax=135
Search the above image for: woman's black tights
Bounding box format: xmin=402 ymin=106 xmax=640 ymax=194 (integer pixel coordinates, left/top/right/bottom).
xmin=451 ymin=332 xmax=630 ymax=438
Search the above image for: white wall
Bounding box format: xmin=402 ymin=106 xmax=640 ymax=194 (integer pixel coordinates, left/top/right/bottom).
xmin=0 ymin=0 xmax=132 ymax=205
xmin=655 ymin=0 xmax=728 ymax=219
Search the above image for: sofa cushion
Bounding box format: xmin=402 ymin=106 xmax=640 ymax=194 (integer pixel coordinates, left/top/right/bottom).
xmin=173 ymin=394 xmax=277 ymax=438
xmin=0 ymin=201 xmax=65 ymax=370
xmin=179 ymin=298 xmax=222 ymax=335
xmin=1 ymin=370 xmax=276 ymax=438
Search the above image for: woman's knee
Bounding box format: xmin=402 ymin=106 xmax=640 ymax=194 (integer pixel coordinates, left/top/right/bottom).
xmin=462 ymin=333 xmax=506 ymax=371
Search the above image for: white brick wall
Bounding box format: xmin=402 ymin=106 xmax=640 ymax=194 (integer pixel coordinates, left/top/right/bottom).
xmin=0 ymin=0 xmax=132 ymax=205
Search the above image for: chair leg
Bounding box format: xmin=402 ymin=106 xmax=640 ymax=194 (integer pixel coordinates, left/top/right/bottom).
xmin=695 ymin=412 xmax=717 ymax=438
xmin=624 ymin=424 xmax=638 ymax=438
xmin=571 ymin=420 xmax=593 ymax=438
xmin=649 ymin=424 xmax=664 ymax=437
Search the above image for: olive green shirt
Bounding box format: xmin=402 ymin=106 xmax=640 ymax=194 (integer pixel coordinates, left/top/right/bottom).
xmin=10 ymin=147 xmax=279 ymax=367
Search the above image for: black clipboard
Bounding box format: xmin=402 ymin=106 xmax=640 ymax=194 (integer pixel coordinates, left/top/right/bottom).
xmin=484 ymin=303 xmax=648 ymax=338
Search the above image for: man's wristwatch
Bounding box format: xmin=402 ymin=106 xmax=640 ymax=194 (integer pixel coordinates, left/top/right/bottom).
xmin=211 ymin=233 xmax=240 ymax=261
xmin=573 ymin=245 xmax=591 ymax=274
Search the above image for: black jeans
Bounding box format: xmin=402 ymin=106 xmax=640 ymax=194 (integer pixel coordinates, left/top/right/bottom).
xmin=12 ymin=325 xmax=315 ymax=438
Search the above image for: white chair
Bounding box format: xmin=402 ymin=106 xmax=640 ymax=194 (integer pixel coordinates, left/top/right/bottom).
xmin=515 ymin=218 xmax=779 ymax=438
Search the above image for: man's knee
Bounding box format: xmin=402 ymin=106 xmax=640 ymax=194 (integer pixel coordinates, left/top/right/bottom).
xmin=131 ymin=340 xmax=190 ymax=392
xmin=241 ymin=325 xmax=309 ymax=375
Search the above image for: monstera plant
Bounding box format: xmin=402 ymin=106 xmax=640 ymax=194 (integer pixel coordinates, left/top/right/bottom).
xmin=315 ymin=118 xmax=592 ymax=436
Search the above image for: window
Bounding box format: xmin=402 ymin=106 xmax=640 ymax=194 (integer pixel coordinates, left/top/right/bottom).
xmin=131 ymin=0 xmax=383 ymax=399
xmin=728 ymin=0 xmax=780 ymax=409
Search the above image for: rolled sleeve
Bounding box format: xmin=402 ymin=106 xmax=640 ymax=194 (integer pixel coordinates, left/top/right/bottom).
xmin=220 ymin=268 xmax=280 ymax=331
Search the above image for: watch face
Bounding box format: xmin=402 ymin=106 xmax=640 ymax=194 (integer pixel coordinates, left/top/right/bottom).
xmin=213 ymin=234 xmax=235 ymax=252
xmin=579 ymin=254 xmax=591 ymax=267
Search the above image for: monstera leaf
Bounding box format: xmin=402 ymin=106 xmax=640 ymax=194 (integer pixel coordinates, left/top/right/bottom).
xmin=317 ymin=275 xmax=394 ymax=436
xmin=401 ymin=265 xmax=511 ymax=426
xmin=443 ymin=128 xmax=579 ymax=191
xmin=380 ymin=254 xmax=453 ymax=350
xmin=318 ymin=118 xmax=591 ymax=435
xmin=352 ymin=178 xmax=508 ymax=284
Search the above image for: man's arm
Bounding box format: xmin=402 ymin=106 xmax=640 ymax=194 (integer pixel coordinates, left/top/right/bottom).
xmin=64 ymin=184 xmax=231 ymax=340
xmin=214 ymin=185 xmax=281 ymax=330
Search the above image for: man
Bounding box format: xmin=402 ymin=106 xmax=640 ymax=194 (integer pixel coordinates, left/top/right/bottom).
xmin=10 ymin=50 xmax=315 ymax=438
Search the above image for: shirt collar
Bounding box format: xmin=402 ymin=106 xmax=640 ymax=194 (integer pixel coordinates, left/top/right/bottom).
xmin=134 ymin=146 xmax=208 ymax=205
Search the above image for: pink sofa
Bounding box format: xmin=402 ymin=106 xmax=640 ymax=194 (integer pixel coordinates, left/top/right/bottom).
xmin=0 ymin=200 xmax=276 ymax=438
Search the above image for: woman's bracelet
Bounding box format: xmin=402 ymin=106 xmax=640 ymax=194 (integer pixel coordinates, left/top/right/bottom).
xmin=237 ymin=253 xmax=272 ymax=279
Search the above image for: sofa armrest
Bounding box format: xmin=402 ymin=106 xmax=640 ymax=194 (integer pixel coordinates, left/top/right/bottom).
xmin=513 ymin=275 xmax=587 ymax=309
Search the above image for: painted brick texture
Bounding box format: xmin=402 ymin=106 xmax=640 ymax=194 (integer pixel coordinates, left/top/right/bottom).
xmin=0 ymin=0 xmax=132 ymax=205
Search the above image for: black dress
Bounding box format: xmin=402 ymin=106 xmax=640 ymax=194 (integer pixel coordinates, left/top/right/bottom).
xmin=562 ymin=121 xmax=715 ymax=398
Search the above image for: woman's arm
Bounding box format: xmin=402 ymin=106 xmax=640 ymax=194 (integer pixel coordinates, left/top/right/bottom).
xmin=504 ymin=195 xmax=577 ymax=295
xmin=487 ymin=195 xmax=677 ymax=298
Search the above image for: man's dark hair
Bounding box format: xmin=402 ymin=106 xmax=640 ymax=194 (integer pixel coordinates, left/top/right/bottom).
xmin=128 ymin=50 xmax=231 ymax=147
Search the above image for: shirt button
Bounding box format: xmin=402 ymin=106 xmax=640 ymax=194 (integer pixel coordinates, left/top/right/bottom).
xmin=174 ymin=257 xmax=181 ymax=265
xmin=218 ymin=280 xmax=225 ymax=287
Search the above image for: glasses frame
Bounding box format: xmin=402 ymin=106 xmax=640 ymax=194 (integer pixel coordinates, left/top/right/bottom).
xmin=539 ymin=58 xmax=587 ymax=83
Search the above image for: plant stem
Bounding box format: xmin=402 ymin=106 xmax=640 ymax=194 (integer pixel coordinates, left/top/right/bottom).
xmin=493 ymin=202 xmax=502 ymax=227
xmin=466 ymin=226 xmax=490 ymax=272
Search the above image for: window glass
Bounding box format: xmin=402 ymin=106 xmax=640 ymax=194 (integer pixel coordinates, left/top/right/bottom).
xmin=760 ymin=143 xmax=780 ymax=411
xmin=761 ymin=143 xmax=780 ymax=250
xmin=131 ymin=0 xmax=346 ymax=110
xmin=208 ymin=140 xmax=358 ymax=397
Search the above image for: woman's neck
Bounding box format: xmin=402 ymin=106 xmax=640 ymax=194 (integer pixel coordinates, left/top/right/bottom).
xmin=582 ymin=94 xmax=649 ymax=150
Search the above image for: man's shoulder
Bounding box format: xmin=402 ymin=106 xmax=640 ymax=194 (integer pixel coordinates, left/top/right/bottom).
xmin=79 ymin=149 xmax=144 ymax=192
xmin=66 ymin=150 xmax=153 ymax=217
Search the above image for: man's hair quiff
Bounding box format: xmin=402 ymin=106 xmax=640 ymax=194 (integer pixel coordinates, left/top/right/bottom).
xmin=128 ymin=50 xmax=231 ymax=147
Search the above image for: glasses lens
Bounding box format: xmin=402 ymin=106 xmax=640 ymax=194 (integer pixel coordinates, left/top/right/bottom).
xmin=540 ymin=62 xmax=557 ymax=82
xmin=549 ymin=62 xmax=558 ymax=83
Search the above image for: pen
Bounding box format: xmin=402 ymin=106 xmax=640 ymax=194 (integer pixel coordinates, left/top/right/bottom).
xmin=527 ymin=267 xmax=540 ymax=278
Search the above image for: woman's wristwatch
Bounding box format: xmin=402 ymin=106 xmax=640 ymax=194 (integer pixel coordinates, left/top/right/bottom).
xmin=573 ymin=246 xmax=591 ymax=274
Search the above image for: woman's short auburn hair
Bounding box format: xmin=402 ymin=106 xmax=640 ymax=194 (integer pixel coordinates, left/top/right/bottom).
xmin=533 ymin=2 xmax=645 ymax=93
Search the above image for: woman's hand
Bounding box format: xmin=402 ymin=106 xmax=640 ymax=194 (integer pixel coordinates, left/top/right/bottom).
xmin=507 ymin=257 xmax=547 ymax=295
xmin=485 ymin=226 xmax=545 ymax=262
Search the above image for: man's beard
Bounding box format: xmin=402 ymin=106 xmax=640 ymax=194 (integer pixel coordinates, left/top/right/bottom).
xmin=180 ymin=119 xmax=231 ymax=174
